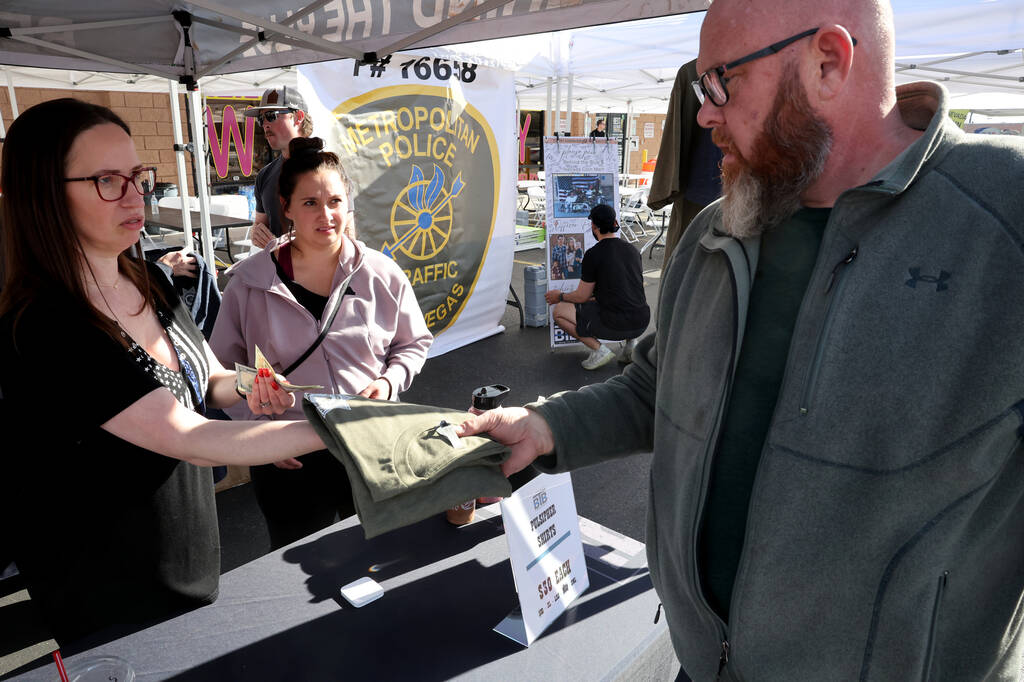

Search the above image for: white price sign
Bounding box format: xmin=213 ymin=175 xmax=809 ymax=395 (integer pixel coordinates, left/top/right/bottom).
xmin=494 ymin=473 xmax=589 ymax=646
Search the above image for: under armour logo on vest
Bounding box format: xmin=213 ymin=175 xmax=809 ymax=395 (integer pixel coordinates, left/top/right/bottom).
xmin=905 ymin=267 xmax=950 ymax=291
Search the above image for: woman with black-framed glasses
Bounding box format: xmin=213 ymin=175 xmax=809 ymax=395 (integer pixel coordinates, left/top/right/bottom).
xmin=0 ymin=98 xmax=329 ymax=644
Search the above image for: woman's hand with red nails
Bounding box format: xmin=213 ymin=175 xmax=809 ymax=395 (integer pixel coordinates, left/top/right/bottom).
xmin=246 ymin=367 xmax=296 ymax=416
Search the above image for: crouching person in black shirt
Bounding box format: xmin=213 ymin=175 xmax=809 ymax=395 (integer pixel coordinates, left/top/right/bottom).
xmin=544 ymin=204 xmax=650 ymax=370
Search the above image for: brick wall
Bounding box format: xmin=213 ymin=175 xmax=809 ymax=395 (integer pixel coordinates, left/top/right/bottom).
xmin=629 ymin=113 xmax=666 ymax=175
xmin=0 ymin=87 xmax=197 ymax=194
xmin=566 ymin=110 xmax=668 ymax=175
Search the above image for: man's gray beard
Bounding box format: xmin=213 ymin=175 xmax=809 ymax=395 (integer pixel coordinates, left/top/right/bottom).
xmin=719 ymin=170 xmax=807 ymax=240
xmin=716 ymin=66 xmax=832 ymax=240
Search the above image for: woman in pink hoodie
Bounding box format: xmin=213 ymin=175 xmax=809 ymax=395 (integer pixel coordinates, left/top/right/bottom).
xmin=211 ymin=137 xmax=433 ymax=548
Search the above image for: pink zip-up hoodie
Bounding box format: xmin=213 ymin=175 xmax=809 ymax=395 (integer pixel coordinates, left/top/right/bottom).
xmin=211 ymin=236 xmax=432 ymax=421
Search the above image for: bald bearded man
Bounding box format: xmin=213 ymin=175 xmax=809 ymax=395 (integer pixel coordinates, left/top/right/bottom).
xmin=459 ymin=1 xmax=1024 ymax=679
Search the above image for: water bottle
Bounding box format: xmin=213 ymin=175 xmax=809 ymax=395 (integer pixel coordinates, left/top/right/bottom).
xmin=150 ymin=193 xmax=160 ymax=217
xmin=472 ymin=384 xmax=511 ymax=410
xmin=446 ymin=384 xmax=513 ymax=525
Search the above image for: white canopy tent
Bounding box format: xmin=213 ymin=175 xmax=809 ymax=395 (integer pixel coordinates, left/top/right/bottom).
xmin=0 ymin=0 xmax=709 ymax=263
xmin=0 ymin=1 xmax=705 ymax=78
xmin=3 ymin=1 xmax=1023 ymax=112
xmin=2 ymin=1 xmax=1024 ymax=253
xmin=429 ymin=0 xmax=1024 ymax=114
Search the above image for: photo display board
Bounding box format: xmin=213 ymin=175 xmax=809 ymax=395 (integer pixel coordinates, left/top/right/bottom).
xmin=542 ymin=137 xmax=620 ymax=347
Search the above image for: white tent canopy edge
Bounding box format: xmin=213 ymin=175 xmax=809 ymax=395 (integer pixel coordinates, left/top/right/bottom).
xmin=3 ymin=1 xmax=1022 ymax=110
xmin=2 ymin=2 xmax=1024 ymax=256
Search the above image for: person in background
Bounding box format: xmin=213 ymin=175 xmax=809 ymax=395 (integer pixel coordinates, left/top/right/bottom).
xmin=551 ymin=234 xmax=567 ymax=280
xmin=589 ymin=119 xmax=607 ymax=138
xmin=544 ymin=204 xmax=649 ymax=370
xmin=459 ymin=0 xmax=1024 ymax=678
xmin=564 ymin=236 xmax=580 ymax=278
xmin=155 ymin=249 xmax=198 ymax=277
xmin=145 ymin=246 xmax=221 ymax=340
xmin=0 ymin=98 xmax=327 ymax=644
xmin=211 ymin=137 xmax=432 ymax=550
xmin=571 ymin=237 xmax=584 ymax=277
xmin=245 ymin=86 xmax=313 ymax=250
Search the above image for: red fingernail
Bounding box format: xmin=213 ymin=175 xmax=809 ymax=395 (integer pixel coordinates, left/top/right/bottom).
xmin=271 ymin=381 xmax=279 ymax=391
xmin=259 ymin=368 xmax=267 ymax=377
xmin=254 ymin=376 xmax=259 ymax=384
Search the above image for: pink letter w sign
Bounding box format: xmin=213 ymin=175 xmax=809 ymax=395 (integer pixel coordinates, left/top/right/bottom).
xmin=206 ymin=105 xmax=256 ymax=178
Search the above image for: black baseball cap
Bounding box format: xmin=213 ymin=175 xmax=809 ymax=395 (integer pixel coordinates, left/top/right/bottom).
xmin=588 ymin=203 xmax=617 ymax=231
xmin=244 ymin=86 xmax=308 ymax=117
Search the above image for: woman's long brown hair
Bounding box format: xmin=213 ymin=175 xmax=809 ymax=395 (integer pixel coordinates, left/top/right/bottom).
xmin=0 ymin=98 xmax=168 ymax=346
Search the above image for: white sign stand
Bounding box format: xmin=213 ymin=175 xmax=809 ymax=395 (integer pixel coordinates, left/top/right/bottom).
xmin=494 ymin=473 xmax=590 ymax=646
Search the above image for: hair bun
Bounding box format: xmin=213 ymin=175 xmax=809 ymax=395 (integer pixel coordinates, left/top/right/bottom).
xmin=289 ymin=136 xmax=325 ymax=157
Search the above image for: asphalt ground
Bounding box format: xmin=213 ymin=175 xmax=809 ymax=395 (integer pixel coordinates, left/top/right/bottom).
xmin=218 ymin=237 xmax=668 ymax=571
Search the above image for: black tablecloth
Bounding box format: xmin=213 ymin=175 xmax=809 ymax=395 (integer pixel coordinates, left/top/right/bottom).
xmin=11 ymin=508 xmax=676 ymax=681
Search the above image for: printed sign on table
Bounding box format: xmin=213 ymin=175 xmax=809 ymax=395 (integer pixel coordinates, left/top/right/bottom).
xmin=494 ymin=472 xmax=589 ymax=646
xmin=541 ymin=137 xmax=620 ymax=347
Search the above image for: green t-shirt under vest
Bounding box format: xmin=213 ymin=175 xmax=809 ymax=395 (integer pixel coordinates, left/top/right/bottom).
xmin=699 ymin=206 xmax=832 ymax=621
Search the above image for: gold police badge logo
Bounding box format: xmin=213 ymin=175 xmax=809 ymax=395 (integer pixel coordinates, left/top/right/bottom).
xmin=331 ymin=85 xmax=499 ymax=333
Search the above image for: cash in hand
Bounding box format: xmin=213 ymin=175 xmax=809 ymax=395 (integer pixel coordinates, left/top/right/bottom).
xmin=235 ymin=344 xmax=323 ymax=395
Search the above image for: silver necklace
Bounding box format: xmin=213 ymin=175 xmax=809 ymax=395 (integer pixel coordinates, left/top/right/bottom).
xmin=94 ymin=276 xmax=120 ymax=289
xmin=89 ymin=275 xmax=128 ymax=336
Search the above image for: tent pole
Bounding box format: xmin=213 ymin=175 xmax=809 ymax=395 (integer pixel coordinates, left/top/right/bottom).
xmin=545 ymin=78 xmax=552 ymax=136
xmin=185 ymin=0 xmax=363 ymax=61
xmin=187 ymin=86 xmax=216 ymax=268
xmin=194 ymin=0 xmax=334 ymax=78
xmin=202 ymin=90 xmax=212 ymax=192
xmin=4 ymin=68 xmax=19 ymax=119
xmin=567 ymin=75 xmax=574 ymax=135
xmin=554 ymin=76 xmax=562 ymax=135
xmin=168 ymin=80 xmax=194 ymax=254
xmin=624 ymin=101 xmax=633 ymax=176
xmin=515 ymin=96 xmax=521 ymax=179
xmin=6 ymin=35 xmax=177 ymax=80
xmin=0 ymin=70 xmax=7 ymax=138
xmin=553 ymin=35 xmax=563 ymax=136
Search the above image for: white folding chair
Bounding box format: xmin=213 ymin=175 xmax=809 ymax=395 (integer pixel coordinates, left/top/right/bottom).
xmin=526 ymin=186 xmax=546 ymax=227
xmin=619 ymin=189 xmax=652 ymax=242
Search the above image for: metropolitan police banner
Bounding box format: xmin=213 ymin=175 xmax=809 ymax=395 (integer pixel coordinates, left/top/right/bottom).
xmin=298 ymin=56 xmax=516 ymax=356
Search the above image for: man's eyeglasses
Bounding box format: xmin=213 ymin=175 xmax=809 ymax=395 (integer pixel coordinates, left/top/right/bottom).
xmin=692 ymin=28 xmax=856 ymax=107
xmin=257 ymin=109 xmax=295 ymax=125
xmin=63 ymin=167 xmax=158 ymax=202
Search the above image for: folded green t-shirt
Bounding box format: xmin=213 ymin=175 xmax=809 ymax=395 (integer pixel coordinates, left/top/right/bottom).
xmin=303 ymin=394 xmax=512 ymax=538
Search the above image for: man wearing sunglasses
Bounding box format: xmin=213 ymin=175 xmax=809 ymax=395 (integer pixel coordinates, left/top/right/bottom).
xmin=244 ymin=86 xmax=313 ymax=249
xmin=459 ymin=0 xmax=1024 ymax=679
